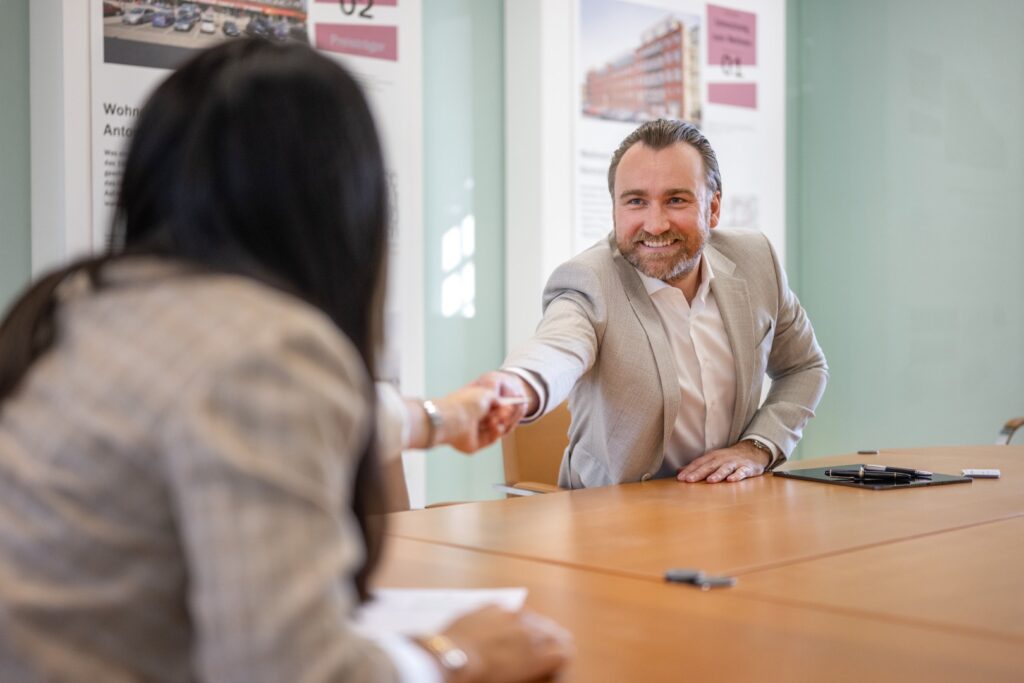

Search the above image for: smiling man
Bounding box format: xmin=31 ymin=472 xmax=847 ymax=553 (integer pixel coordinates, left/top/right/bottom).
xmin=484 ymin=119 xmax=828 ymax=488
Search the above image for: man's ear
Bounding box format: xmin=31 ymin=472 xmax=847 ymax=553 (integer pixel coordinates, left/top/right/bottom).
xmin=709 ymin=191 xmax=722 ymax=229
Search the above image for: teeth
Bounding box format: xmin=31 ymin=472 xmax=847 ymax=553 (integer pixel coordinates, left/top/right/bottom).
xmin=642 ymin=239 xmax=675 ymax=247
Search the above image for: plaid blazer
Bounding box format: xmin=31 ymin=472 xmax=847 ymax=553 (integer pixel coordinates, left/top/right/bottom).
xmin=0 ymin=260 xmax=399 ymax=682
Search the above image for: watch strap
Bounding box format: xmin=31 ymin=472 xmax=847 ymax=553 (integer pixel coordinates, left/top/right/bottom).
xmin=422 ymin=399 xmax=443 ymax=449
xmin=743 ymin=437 xmax=776 ymax=470
xmin=418 ymin=633 xmax=469 ymax=676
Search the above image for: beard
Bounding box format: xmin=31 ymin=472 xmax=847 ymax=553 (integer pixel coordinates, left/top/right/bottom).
xmin=617 ymin=227 xmax=708 ymax=283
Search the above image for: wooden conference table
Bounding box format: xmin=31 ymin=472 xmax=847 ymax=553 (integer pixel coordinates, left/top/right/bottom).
xmin=375 ymin=446 xmax=1024 ymax=681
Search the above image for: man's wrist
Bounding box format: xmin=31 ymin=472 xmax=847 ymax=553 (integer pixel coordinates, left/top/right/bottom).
xmin=500 ymin=367 xmax=543 ymax=418
xmin=742 ymin=438 xmax=774 ymax=468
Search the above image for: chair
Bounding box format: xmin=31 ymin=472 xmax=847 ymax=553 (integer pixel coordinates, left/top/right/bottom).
xmin=495 ymin=401 xmax=572 ymax=496
xmin=996 ymin=417 xmax=1024 ymax=445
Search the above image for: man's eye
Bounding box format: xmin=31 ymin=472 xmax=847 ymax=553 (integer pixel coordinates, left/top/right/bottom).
xmin=668 ymin=197 xmax=688 ymax=204
xmin=626 ymin=198 xmax=645 ymax=206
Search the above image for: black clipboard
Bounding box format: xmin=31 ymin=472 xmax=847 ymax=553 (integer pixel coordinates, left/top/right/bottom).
xmin=773 ymin=464 xmax=972 ymax=490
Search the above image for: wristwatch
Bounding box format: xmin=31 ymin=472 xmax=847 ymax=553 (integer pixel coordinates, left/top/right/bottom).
xmin=418 ymin=633 xmax=469 ymax=678
xmin=743 ymin=437 xmax=775 ymax=469
xmin=422 ymin=399 xmax=443 ymax=448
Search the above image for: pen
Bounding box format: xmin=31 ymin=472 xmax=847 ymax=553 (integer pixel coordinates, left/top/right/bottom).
xmin=824 ymin=467 xmax=913 ymax=481
xmin=863 ymin=464 xmax=932 ymax=478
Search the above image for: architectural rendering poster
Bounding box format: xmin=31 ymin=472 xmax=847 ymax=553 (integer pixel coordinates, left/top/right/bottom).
xmin=574 ymin=0 xmax=784 ymax=255
xmin=89 ymin=0 xmax=422 ymax=389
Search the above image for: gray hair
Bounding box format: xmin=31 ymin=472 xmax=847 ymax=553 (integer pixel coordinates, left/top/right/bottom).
xmin=607 ymin=119 xmax=722 ymax=199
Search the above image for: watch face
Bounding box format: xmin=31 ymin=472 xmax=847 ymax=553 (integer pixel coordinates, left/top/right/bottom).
xmin=440 ymin=648 xmax=469 ymax=672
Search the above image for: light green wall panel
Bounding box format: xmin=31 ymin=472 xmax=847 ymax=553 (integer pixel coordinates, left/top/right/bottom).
xmin=791 ymin=0 xmax=1024 ymax=456
xmin=423 ymin=0 xmax=506 ymax=503
xmin=0 ymin=0 xmax=31 ymax=312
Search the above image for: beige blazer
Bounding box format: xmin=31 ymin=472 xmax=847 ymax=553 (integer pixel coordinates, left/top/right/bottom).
xmin=504 ymin=229 xmax=828 ymax=488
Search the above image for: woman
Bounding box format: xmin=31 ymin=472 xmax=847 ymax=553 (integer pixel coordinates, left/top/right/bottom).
xmin=0 ymin=40 xmax=569 ymax=682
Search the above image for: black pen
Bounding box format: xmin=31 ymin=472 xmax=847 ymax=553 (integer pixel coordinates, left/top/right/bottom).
xmin=824 ymin=467 xmax=913 ymax=481
xmin=863 ymin=464 xmax=932 ymax=478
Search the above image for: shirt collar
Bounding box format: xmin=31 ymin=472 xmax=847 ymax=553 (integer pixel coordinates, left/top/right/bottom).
xmin=634 ymin=253 xmax=716 ymax=303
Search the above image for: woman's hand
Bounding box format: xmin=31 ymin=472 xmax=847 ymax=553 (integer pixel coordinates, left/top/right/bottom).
xmin=404 ymin=383 xmax=523 ymax=453
xmin=421 ymin=605 xmax=573 ymax=683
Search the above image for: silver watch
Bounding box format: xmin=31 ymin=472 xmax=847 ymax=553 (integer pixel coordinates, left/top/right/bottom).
xmin=744 ymin=437 xmax=775 ymax=469
xmin=422 ymin=399 xmax=443 ymax=448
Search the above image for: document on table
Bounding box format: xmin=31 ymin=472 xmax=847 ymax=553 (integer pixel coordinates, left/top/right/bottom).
xmin=355 ymin=588 xmax=528 ymax=636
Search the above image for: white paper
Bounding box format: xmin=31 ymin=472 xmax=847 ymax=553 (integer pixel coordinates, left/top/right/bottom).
xmin=355 ymin=588 xmax=528 ymax=636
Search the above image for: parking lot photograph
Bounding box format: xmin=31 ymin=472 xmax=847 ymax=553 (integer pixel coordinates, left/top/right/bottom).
xmin=103 ymin=1 xmax=308 ymax=70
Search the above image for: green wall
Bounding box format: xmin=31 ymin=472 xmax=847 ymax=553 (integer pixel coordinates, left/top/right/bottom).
xmin=789 ymin=0 xmax=1024 ymax=456
xmin=422 ymin=0 xmax=506 ymax=503
xmin=0 ymin=0 xmax=31 ymax=312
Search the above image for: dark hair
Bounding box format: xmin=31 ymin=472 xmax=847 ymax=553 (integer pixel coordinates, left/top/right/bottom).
xmin=0 ymin=39 xmax=388 ymax=600
xmin=606 ymin=118 xmax=722 ymax=199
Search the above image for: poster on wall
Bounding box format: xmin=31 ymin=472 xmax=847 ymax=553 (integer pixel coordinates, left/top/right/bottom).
xmin=90 ymin=0 xmax=313 ymax=248
xmin=89 ymin=0 xmax=422 ymax=388
xmin=307 ymin=0 xmax=423 ymax=387
xmin=573 ymin=0 xmax=783 ymax=255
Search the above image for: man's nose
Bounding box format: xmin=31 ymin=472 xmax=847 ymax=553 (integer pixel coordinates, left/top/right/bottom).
xmin=647 ymin=205 xmax=671 ymax=234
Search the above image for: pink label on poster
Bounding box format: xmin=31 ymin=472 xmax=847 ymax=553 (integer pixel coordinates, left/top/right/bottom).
xmin=707 ymin=4 xmax=757 ymax=67
xmin=316 ymin=24 xmax=398 ymax=61
xmin=314 ymin=0 xmax=397 ymax=5
xmin=708 ymin=82 xmax=757 ymax=109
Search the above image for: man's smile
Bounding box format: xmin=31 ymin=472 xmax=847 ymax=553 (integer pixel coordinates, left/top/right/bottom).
xmin=636 ymin=237 xmax=679 ymax=250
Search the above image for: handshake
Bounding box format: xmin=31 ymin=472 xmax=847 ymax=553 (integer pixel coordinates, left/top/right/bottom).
xmin=402 ymin=371 xmax=539 ymax=453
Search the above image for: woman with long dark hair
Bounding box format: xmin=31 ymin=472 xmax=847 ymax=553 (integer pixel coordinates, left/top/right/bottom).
xmin=0 ymin=40 xmax=570 ymax=682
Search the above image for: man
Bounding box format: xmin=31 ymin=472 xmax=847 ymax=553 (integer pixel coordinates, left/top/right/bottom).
xmin=484 ymin=119 xmax=827 ymax=488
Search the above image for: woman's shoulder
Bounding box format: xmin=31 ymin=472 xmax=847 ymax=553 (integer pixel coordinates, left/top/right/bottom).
xmin=66 ymin=258 xmax=369 ymax=409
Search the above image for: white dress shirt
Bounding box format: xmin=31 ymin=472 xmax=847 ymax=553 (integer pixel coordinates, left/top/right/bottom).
xmin=636 ymin=258 xmax=737 ymax=473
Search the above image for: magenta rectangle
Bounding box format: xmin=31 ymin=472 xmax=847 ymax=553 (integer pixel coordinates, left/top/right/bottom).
xmin=707 ymin=4 xmax=757 ymax=67
xmin=708 ymin=82 xmax=757 ymax=109
xmin=315 ymin=23 xmax=397 ymax=61
xmin=314 ymin=0 xmax=397 ymax=5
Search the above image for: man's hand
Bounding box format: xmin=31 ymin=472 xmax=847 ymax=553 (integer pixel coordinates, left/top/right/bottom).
xmin=676 ymin=441 xmax=771 ymax=484
xmin=472 ymin=371 xmax=538 ymax=430
xmin=432 ymin=386 xmax=505 ymax=454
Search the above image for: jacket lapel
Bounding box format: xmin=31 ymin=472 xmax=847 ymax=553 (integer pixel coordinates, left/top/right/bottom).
xmin=706 ymin=244 xmax=755 ymax=444
xmin=608 ymin=235 xmax=680 ymax=451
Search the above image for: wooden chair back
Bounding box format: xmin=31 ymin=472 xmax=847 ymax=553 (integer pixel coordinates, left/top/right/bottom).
xmin=501 ymin=401 xmax=571 ymax=492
